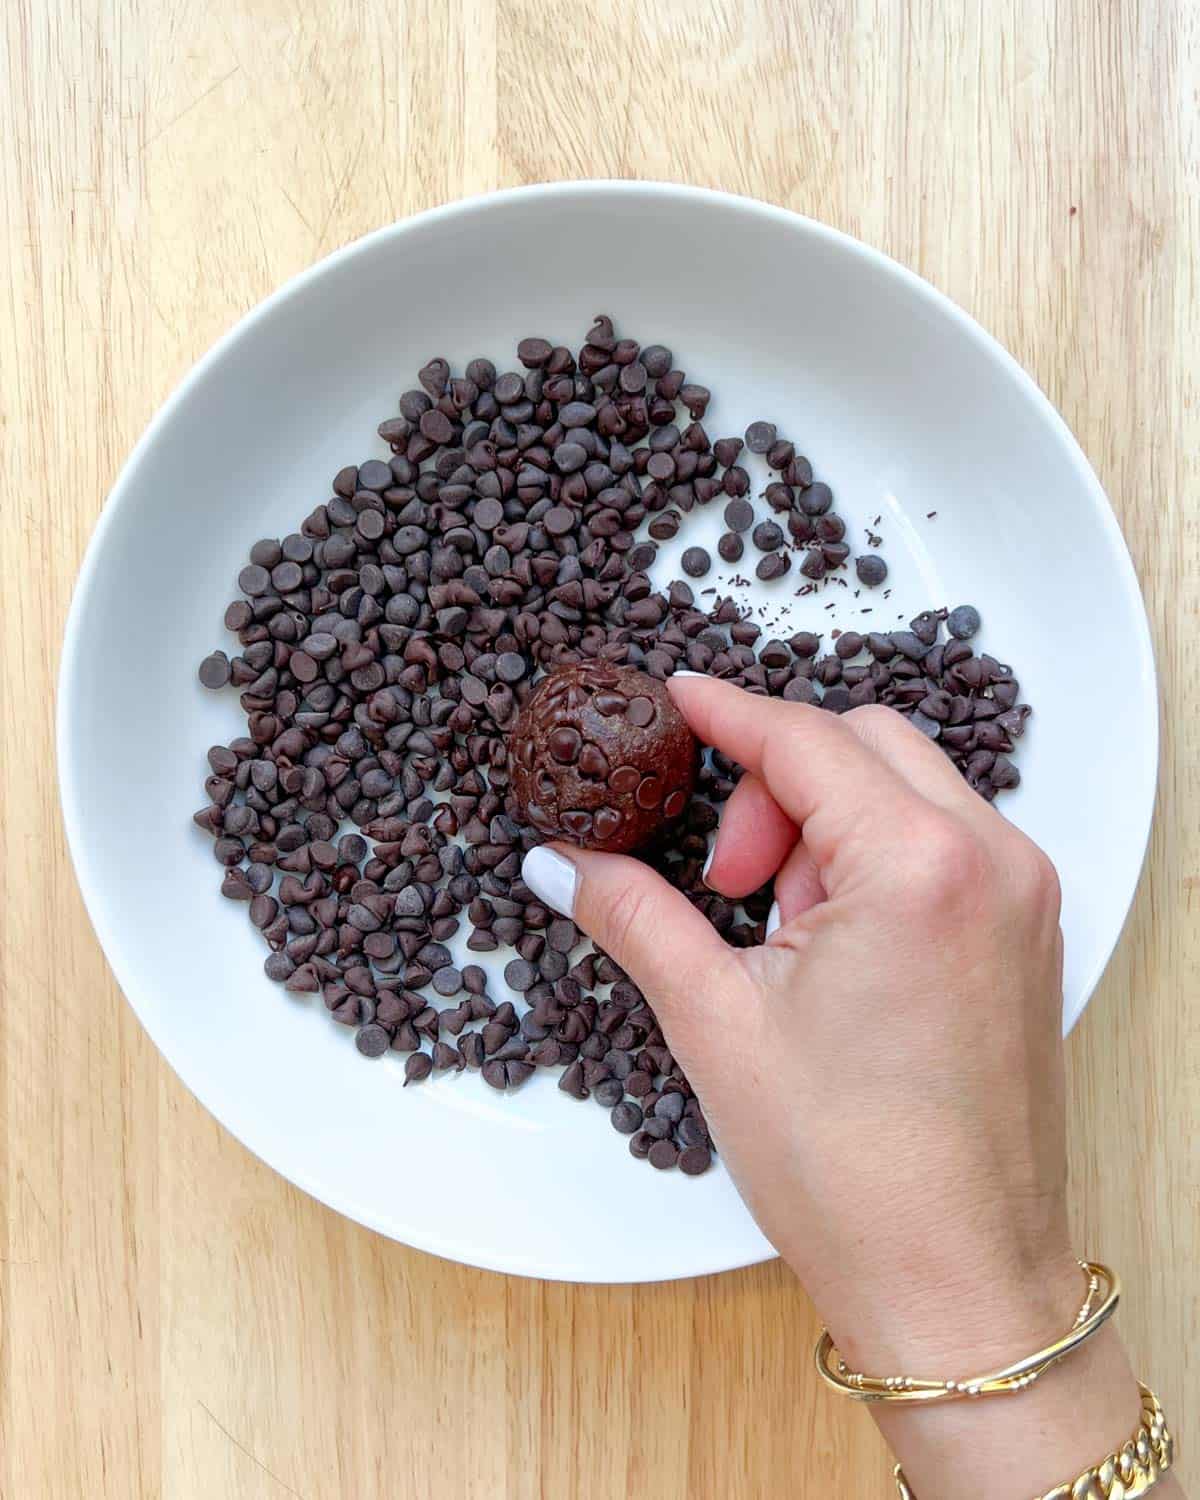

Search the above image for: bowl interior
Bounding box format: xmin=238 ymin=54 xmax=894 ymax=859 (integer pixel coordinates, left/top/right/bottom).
xmin=59 ymin=184 xmax=1156 ymax=1281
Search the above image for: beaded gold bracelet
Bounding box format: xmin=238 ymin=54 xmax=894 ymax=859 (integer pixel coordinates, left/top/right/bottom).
xmin=815 ymin=1261 xmax=1118 ymax=1404
xmin=893 ymin=1381 xmax=1174 ymax=1498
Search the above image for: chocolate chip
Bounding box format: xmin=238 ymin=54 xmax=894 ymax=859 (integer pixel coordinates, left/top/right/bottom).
xmin=648 ymin=511 xmax=680 ymax=541
xmin=547 ymin=918 xmax=579 ymax=953
xmin=756 ymin=553 xmax=791 ymax=581
xmin=504 ymin=958 xmax=537 ymax=992
xmin=356 ymin=1023 xmax=391 ymax=1058
xmin=237 ymin=563 xmax=271 ymax=597
xmin=720 ymin=497 xmax=752 ymax=533
xmin=198 ymin=652 xmax=231 ymax=689
xmin=553 ymin=444 xmax=587 ymax=474
xmin=548 ymin=726 xmax=583 ymax=763
xmin=404 ymin=1052 xmax=433 ymax=1085
xmin=798 ymin=481 xmax=833 ymax=516
xmin=766 ymin=439 xmax=795 ymax=471
xmin=495 ymin=652 xmax=527 ymax=683
xmin=834 ymin=631 xmax=864 ymax=660
xmin=744 ymin=420 xmax=777 ymax=453
xmin=517 ymin=337 xmax=553 ymax=368
xmin=855 ymin=553 xmax=888 ymax=587
xmin=947 ymin=604 xmax=982 ymax=639
xmin=909 ymin=709 xmax=941 ymax=739
xmin=647 ymin=1139 xmax=679 ymax=1170
xmin=678 ymin=1146 xmax=712 ymax=1175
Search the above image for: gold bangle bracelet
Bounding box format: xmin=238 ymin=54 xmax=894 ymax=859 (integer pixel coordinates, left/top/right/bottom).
xmin=815 ymin=1261 xmax=1119 ymax=1404
xmin=894 ymin=1381 xmax=1174 ymax=1499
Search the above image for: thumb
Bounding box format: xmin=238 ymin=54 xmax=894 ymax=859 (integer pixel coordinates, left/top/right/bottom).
xmin=520 ymin=843 xmax=739 ymax=1025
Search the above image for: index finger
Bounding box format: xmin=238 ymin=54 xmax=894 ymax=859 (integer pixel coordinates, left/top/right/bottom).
xmin=668 ymin=675 xmax=926 ymax=888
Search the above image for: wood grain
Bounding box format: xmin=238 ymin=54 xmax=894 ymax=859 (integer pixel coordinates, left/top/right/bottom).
xmin=2 ymin=1 xmax=1196 ymax=1495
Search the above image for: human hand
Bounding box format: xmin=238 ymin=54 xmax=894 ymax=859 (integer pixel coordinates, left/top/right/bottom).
xmin=521 ymin=677 xmax=1151 ymax=1498
xmin=523 ymin=675 xmax=1073 ymax=1357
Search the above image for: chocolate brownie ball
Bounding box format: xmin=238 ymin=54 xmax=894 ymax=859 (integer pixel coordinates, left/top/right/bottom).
xmin=508 ymin=663 xmax=700 ymax=853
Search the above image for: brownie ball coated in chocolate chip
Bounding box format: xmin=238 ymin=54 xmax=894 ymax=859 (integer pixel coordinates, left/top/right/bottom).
xmin=508 ymin=663 xmax=700 ymax=853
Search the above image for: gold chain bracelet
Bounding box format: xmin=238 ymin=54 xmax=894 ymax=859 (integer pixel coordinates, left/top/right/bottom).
xmin=894 ymin=1381 xmax=1174 ymax=1498
xmin=815 ymin=1261 xmax=1118 ymax=1404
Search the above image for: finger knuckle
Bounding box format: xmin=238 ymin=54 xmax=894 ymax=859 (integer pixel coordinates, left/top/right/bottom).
xmin=1012 ymin=839 xmax=1062 ymax=916
xmin=903 ymin=813 xmax=990 ymax=906
xmin=600 ymin=879 xmax=653 ymax=964
xmin=844 ymin=702 xmax=896 ymax=737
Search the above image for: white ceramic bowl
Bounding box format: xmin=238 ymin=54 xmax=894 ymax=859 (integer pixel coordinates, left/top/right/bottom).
xmin=59 ymin=182 xmax=1157 ymax=1282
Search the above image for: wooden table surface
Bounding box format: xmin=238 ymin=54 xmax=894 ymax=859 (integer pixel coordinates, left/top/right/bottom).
xmin=2 ymin=1 xmax=1196 ymax=1495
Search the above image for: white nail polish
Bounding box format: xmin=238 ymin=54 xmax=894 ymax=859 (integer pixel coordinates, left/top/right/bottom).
xmin=700 ymin=843 xmax=716 ymax=885
xmin=671 ymin=669 xmax=708 ymax=679
xmin=521 ymin=846 xmax=579 ymax=918
xmin=765 ymin=900 xmax=781 ymax=938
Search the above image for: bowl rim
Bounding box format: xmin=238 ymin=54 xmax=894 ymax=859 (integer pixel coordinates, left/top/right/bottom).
xmin=56 ymin=179 xmax=1159 ymax=1281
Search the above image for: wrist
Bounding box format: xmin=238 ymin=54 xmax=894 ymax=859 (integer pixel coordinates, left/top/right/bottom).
xmin=816 ymin=1212 xmax=1080 ymax=1374
xmin=806 ymin=1239 xmax=1151 ymax=1499
xmin=813 ymin=1232 xmax=1082 ymax=1377
xmin=875 ymin=1323 xmax=1143 ymax=1500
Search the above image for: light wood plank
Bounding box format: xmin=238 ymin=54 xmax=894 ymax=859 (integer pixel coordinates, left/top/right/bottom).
xmin=1 ymin=1 xmax=1194 ymax=1495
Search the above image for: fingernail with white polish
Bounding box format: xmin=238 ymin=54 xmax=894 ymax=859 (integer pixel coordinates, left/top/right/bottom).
xmin=521 ymin=846 xmax=579 ymax=918
xmin=700 ymin=842 xmax=716 ymax=887
xmin=765 ymin=900 xmax=781 ymax=938
xmin=671 ymin=670 xmax=708 ymax=679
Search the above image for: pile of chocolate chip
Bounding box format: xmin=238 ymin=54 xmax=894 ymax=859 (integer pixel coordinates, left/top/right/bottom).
xmin=194 ymin=315 xmax=1031 ymax=1176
